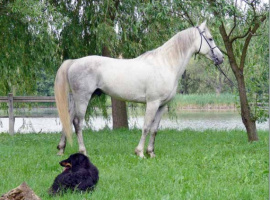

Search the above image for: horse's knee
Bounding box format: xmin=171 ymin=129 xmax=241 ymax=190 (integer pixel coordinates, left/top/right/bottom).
xmin=143 ymin=126 xmax=151 ymax=134
xmin=150 ymin=127 xmax=158 ymax=135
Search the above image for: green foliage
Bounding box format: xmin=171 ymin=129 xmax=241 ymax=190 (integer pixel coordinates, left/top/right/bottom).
xmin=0 ymin=0 xmax=61 ymax=95
xmin=179 ymin=58 xmax=235 ymax=94
xmin=172 ymin=93 xmax=236 ymax=107
xmin=95 ymin=22 xmax=119 ymax=57
xmin=36 ymin=70 xmax=55 ymax=96
xmin=85 ymin=93 xmax=109 ymax=122
xmin=244 ymin=21 xmax=269 ymax=122
xmin=1 ymin=0 xmax=268 ymax=124
xmin=178 ymin=0 xmax=269 ymax=124
xmin=0 ymin=129 xmax=268 ymax=199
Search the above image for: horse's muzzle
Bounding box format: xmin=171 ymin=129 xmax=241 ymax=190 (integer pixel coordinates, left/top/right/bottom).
xmin=215 ymin=58 xmax=223 ymax=65
xmin=213 ymin=55 xmax=224 ymax=65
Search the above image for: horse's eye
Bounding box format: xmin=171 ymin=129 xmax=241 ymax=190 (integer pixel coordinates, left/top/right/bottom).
xmin=209 ymin=38 xmax=213 ymax=41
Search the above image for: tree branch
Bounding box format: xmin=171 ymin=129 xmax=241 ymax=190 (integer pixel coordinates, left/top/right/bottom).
xmin=228 ymin=0 xmax=238 ymax=38
xmin=230 ymin=28 xmax=251 ymax=43
xmin=220 ymin=48 xmax=228 ymax=57
xmin=207 ymin=0 xmax=240 ymax=76
xmin=239 ymin=15 xmax=267 ymax=70
xmin=177 ymin=3 xmax=195 ymax=26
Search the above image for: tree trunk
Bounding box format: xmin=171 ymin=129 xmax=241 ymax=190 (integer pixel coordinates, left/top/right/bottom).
xmin=102 ymin=46 xmax=129 ymax=129
xmin=237 ymin=74 xmax=258 ymax=141
xmin=216 ymin=21 xmax=259 ymax=142
xmin=111 ymin=98 xmax=129 ymax=129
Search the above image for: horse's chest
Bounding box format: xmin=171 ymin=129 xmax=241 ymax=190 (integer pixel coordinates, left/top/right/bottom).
xmin=147 ymin=78 xmax=177 ymax=103
xmin=161 ymin=85 xmax=177 ymax=104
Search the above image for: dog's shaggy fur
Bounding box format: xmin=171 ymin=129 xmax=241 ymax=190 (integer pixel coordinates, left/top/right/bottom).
xmin=49 ymin=153 xmax=99 ymax=195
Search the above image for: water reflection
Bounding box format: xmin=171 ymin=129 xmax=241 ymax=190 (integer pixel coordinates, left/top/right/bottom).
xmin=0 ymin=110 xmax=268 ymax=133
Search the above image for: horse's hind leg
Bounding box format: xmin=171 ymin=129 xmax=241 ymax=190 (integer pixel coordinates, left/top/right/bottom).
xmin=72 ymin=91 xmax=93 ymax=155
xmin=146 ymin=105 xmax=167 ymax=158
xmin=73 ymin=115 xmax=87 ymax=155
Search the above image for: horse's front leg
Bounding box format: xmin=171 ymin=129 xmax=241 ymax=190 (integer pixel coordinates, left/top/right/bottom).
xmin=146 ymin=105 xmax=167 ymax=158
xmin=57 ymin=130 xmax=66 ymax=155
xmin=135 ymin=101 xmax=160 ymax=158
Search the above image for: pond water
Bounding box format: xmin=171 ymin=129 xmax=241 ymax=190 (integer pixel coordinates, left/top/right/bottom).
xmin=0 ymin=110 xmax=268 ymax=133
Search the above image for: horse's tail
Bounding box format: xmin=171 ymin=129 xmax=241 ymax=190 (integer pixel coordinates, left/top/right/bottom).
xmin=54 ymin=60 xmax=74 ymax=144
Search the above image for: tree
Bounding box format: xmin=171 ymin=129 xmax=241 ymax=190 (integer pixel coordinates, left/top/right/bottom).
xmin=207 ymin=0 xmax=267 ymax=141
xmin=0 ymin=0 xmax=60 ymax=95
xmin=178 ymin=0 xmax=268 ymax=141
xmin=100 ymin=0 xmax=129 ymax=129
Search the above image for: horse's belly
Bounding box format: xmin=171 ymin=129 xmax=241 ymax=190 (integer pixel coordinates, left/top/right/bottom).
xmin=100 ymin=79 xmax=147 ymax=103
xmin=105 ymin=90 xmax=146 ymax=103
xmin=96 ymin=61 xmax=151 ymax=102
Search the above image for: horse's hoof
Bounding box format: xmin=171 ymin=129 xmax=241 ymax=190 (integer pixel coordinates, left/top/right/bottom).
xmin=57 ymin=145 xmax=65 ymax=156
xmin=135 ymin=148 xmax=146 ymax=158
xmin=146 ymin=150 xmax=156 ymax=158
xmin=149 ymin=152 xmax=156 ymax=158
xmin=57 ymin=151 xmax=64 ymax=156
xmin=79 ymin=149 xmax=87 ymax=156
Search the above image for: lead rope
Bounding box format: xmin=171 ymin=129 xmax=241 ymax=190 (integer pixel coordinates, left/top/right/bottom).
xmin=215 ymin=64 xmax=235 ymax=87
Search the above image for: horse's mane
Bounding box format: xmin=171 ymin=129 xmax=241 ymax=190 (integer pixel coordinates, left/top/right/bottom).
xmin=137 ymin=27 xmax=196 ymax=66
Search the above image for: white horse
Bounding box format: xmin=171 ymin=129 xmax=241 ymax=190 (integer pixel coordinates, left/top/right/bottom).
xmin=54 ymin=21 xmax=223 ymax=158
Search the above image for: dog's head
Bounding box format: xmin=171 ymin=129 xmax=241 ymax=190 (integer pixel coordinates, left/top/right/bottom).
xmin=59 ymin=153 xmax=91 ymax=172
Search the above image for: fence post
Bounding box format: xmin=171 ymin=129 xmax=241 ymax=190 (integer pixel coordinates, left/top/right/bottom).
xmin=8 ymin=93 xmax=14 ymax=135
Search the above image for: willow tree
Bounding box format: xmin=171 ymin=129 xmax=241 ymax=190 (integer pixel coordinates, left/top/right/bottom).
xmin=0 ymin=0 xmax=60 ymax=95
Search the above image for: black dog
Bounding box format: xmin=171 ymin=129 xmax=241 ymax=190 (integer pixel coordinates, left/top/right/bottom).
xmin=49 ymin=153 xmax=99 ymax=195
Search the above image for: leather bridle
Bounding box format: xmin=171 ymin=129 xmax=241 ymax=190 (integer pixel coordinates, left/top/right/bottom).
xmin=195 ymin=26 xmax=235 ymax=87
xmin=195 ymin=26 xmax=218 ymax=64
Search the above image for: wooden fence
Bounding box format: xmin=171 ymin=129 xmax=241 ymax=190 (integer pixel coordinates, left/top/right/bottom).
xmin=0 ymin=93 xmax=56 ymax=135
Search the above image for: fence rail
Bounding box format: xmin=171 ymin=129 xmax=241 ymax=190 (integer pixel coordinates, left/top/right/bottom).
xmin=0 ymin=93 xmax=56 ymax=135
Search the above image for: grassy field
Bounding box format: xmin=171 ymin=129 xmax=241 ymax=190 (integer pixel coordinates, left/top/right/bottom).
xmin=0 ymin=129 xmax=268 ymax=200
xmin=171 ymin=93 xmax=236 ymax=109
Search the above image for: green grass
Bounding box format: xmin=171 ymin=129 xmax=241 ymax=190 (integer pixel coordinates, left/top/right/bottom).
xmin=172 ymin=93 xmax=236 ymax=108
xmin=0 ymin=129 xmax=268 ymax=200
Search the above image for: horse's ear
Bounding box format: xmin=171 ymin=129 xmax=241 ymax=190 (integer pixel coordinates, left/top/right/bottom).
xmin=199 ymin=20 xmax=207 ymax=30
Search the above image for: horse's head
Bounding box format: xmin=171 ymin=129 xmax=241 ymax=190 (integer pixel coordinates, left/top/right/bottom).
xmin=195 ymin=21 xmax=224 ymax=65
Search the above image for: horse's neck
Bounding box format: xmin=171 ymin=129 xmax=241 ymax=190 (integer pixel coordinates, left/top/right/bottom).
xmin=157 ymin=28 xmax=196 ymax=79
